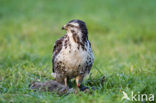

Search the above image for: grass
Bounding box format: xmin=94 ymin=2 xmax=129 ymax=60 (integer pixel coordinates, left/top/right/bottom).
xmin=0 ymin=0 xmax=156 ymax=103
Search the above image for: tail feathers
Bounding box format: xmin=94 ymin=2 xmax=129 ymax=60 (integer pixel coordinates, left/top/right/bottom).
xmin=51 ymin=73 xmax=56 ymax=78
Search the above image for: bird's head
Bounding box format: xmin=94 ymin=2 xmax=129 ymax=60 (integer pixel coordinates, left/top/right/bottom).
xmin=62 ymin=19 xmax=88 ymax=40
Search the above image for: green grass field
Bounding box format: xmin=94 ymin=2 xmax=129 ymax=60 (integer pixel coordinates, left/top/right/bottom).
xmin=0 ymin=0 xmax=156 ymax=103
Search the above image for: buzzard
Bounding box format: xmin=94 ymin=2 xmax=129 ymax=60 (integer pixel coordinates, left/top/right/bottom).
xmin=51 ymin=20 xmax=94 ymax=89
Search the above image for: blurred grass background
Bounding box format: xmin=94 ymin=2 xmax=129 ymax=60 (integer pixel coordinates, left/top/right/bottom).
xmin=0 ymin=0 xmax=156 ymax=103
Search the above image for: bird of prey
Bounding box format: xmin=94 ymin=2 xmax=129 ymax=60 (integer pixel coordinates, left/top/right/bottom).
xmin=51 ymin=19 xmax=94 ymax=89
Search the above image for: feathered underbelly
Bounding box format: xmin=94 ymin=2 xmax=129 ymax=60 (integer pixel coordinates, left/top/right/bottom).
xmin=58 ymin=48 xmax=87 ymax=68
xmin=55 ymin=48 xmax=91 ymax=78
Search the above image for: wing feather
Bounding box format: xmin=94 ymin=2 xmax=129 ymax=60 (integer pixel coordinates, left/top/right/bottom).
xmin=52 ymin=37 xmax=64 ymax=72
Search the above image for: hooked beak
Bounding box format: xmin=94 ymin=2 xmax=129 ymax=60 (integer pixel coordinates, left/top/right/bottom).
xmin=62 ymin=25 xmax=67 ymax=30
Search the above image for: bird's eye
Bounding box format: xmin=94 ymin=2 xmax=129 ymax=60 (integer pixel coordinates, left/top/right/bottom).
xmin=70 ymin=25 xmax=74 ymax=27
xmin=67 ymin=24 xmax=79 ymax=28
xmin=67 ymin=24 xmax=74 ymax=27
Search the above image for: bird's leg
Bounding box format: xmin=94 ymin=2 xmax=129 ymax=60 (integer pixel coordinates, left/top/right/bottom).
xmin=74 ymin=75 xmax=84 ymax=93
xmin=64 ymin=77 xmax=67 ymax=88
xmin=76 ymin=75 xmax=84 ymax=88
xmin=75 ymin=76 xmax=81 ymax=88
xmin=74 ymin=76 xmax=80 ymax=94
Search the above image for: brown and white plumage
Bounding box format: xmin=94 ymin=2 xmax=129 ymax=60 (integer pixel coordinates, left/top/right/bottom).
xmin=52 ymin=20 xmax=94 ymax=88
